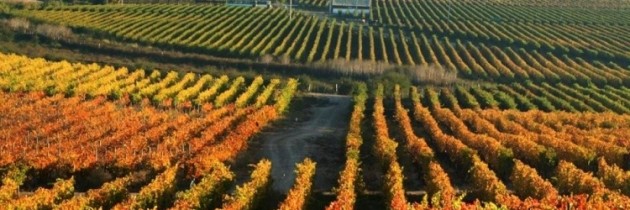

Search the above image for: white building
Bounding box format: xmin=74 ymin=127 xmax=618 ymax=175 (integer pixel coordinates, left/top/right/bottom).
xmin=329 ymin=0 xmax=370 ymax=15
xmin=226 ymin=0 xmax=269 ymax=7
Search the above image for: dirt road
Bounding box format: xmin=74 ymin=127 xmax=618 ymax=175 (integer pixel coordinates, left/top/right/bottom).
xmin=262 ymin=93 xmax=351 ymax=192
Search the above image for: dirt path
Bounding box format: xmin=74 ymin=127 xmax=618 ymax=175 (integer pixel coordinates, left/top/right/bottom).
xmin=230 ymin=93 xmax=351 ymax=197
xmin=262 ymin=93 xmax=351 ymax=192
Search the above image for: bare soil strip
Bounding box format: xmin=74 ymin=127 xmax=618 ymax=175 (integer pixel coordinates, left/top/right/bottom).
xmin=232 ymin=93 xmax=351 ymax=195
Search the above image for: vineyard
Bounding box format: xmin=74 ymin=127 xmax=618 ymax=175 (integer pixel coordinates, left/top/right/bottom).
xmin=1 ymin=0 xmax=630 ymax=209
xmin=0 ymin=52 xmax=308 ymax=209
xmin=324 ymin=84 xmax=630 ymax=209
xmin=8 ymin=1 xmax=630 ymax=84
xmin=3 ymin=73 xmax=629 ymax=208
xmin=414 ymin=83 xmax=630 ymax=113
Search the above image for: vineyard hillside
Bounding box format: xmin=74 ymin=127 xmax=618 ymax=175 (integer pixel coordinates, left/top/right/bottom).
xmin=0 ymin=0 xmax=629 ymax=209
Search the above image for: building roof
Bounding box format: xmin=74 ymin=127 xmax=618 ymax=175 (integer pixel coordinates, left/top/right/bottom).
xmin=331 ymin=0 xmax=370 ymax=7
xmin=227 ymin=0 xmax=267 ymax=4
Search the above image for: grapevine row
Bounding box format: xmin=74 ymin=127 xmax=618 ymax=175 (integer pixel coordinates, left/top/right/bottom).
xmin=326 ymin=83 xmax=367 ymax=210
